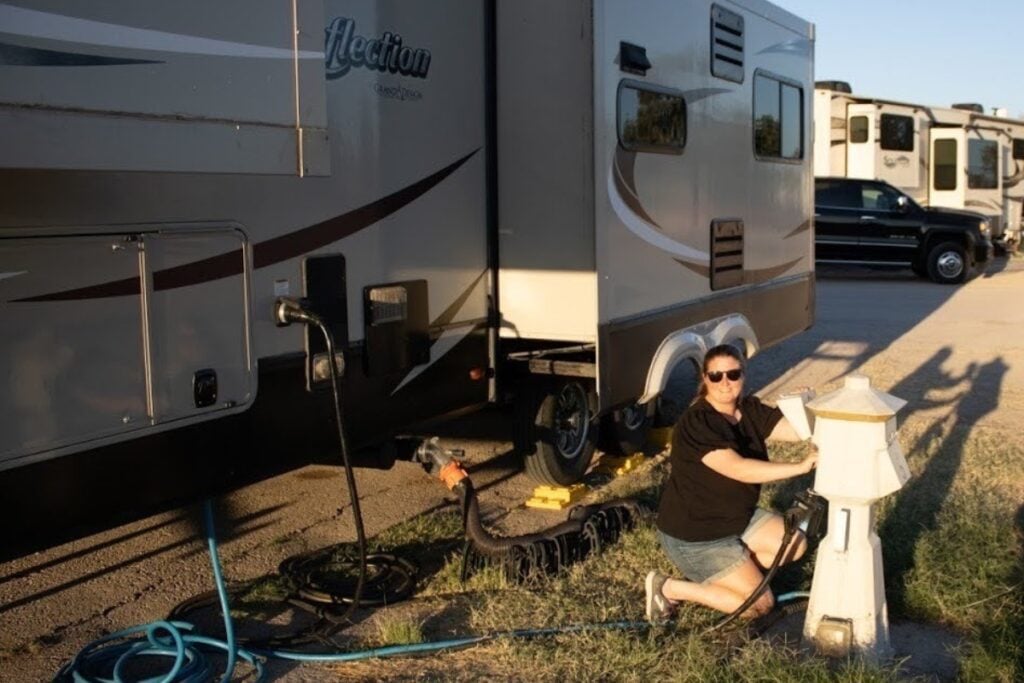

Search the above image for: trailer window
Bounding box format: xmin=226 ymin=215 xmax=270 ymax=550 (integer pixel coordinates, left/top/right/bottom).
xmin=968 ymin=139 xmax=998 ymax=189
xmin=753 ymin=73 xmax=803 ymax=160
xmin=617 ymin=82 xmax=686 ymax=153
xmin=933 ymin=139 xmax=957 ymax=190
xmin=880 ymin=114 xmax=914 ymax=151
xmin=1013 ymin=138 xmax=1024 ymax=160
xmin=849 ymin=116 xmax=869 ymax=143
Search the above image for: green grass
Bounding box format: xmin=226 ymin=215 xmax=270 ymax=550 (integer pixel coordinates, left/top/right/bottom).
xmin=321 ymin=421 xmax=1023 ymax=681
xmin=374 ymin=613 xmax=426 ymax=646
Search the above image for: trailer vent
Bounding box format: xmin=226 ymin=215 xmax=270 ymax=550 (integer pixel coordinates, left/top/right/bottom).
xmin=368 ymin=286 xmax=409 ymax=326
xmin=710 ymin=219 xmax=744 ymax=290
xmin=363 ymin=280 xmax=429 ymax=377
xmin=951 ymin=103 xmax=984 ymax=114
xmin=710 ymin=4 xmax=744 ymax=84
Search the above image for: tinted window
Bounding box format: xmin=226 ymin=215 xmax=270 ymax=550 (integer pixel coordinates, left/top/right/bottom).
xmin=754 ymin=74 xmax=780 ymax=157
xmin=754 ymin=73 xmax=803 ymax=160
xmin=968 ymin=139 xmax=998 ymax=189
xmin=618 ymin=83 xmax=686 ymax=153
xmin=933 ymin=139 xmax=957 ymax=190
xmin=781 ymin=83 xmax=802 ymax=158
xmin=879 ymin=114 xmax=914 ymax=151
xmin=849 ymin=116 xmax=868 ymax=143
xmin=1014 ymin=138 xmax=1024 ymax=160
xmin=861 ymin=184 xmax=902 ymax=211
xmin=815 ymin=179 xmax=859 ymax=208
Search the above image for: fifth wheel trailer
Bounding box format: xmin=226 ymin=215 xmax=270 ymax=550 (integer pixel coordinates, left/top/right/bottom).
xmin=814 ymin=82 xmax=1021 ymax=249
xmin=0 ymin=0 xmax=815 ymax=542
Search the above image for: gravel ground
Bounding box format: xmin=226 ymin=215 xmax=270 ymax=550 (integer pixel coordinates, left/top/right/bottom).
xmin=2 ymin=256 xmax=1022 ymax=682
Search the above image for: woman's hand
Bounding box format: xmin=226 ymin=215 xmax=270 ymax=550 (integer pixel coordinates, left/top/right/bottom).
xmin=799 ymin=444 xmax=818 ymax=474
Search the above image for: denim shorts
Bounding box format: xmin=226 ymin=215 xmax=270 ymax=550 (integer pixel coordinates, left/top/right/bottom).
xmin=657 ymin=508 xmax=775 ymax=584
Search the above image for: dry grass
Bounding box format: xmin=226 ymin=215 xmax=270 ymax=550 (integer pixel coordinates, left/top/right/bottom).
xmin=308 ymin=420 xmax=1024 ymax=681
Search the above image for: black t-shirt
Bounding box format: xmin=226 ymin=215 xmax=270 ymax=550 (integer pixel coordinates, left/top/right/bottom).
xmin=656 ymin=395 xmax=783 ymax=542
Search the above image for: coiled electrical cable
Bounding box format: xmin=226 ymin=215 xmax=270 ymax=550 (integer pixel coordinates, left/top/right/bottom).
xmin=56 ymin=298 xmax=815 ymax=680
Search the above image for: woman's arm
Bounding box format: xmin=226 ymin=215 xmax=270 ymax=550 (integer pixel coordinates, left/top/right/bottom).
xmin=702 ymin=447 xmax=816 ymax=484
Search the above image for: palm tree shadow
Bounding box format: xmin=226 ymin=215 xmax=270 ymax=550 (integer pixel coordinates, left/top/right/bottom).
xmin=879 ymin=355 xmax=1008 ymax=613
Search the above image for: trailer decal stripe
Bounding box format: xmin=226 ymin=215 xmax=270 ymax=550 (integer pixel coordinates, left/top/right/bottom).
xmin=784 ymin=219 xmax=811 ymax=238
xmin=11 ymin=150 xmax=479 ymax=303
xmin=0 ymin=4 xmax=322 ymax=60
xmin=0 ymin=42 xmax=161 ymax=67
xmin=253 ymin=149 xmax=478 ymax=268
xmin=756 ymin=38 xmax=812 ymax=57
xmin=613 ymin=147 xmax=662 ymax=229
xmin=430 ymin=269 xmax=487 ymax=331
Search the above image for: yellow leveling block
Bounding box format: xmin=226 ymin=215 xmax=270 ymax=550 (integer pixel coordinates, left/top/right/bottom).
xmin=594 ymin=453 xmax=646 ymax=477
xmin=526 ymin=484 xmax=589 ymax=510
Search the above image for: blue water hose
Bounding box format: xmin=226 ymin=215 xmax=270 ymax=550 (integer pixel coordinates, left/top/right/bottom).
xmin=56 ymin=500 xmax=812 ymax=681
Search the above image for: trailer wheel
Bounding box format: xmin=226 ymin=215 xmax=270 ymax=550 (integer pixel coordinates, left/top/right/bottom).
xmin=523 ymin=380 xmax=597 ymax=486
xmin=926 ymin=241 xmax=968 ymax=284
xmin=597 ymin=402 xmax=651 ymax=456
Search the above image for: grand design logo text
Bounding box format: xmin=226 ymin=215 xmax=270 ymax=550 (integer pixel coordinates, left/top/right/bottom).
xmin=325 ymin=17 xmax=431 ymax=80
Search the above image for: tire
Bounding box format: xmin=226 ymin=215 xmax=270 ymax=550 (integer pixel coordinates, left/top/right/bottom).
xmin=597 ymin=402 xmax=652 ymax=456
xmin=926 ymin=241 xmax=968 ymax=284
xmin=522 ymin=380 xmax=597 ymax=486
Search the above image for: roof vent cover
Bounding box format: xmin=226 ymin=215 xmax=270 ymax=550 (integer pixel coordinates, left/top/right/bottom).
xmin=711 ymin=4 xmax=744 ymax=83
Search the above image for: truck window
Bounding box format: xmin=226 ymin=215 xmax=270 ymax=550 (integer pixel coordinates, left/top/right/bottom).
xmin=933 ymin=139 xmax=957 ymax=190
xmin=1013 ymin=138 xmax=1024 ymax=160
xmin=815 ymin=180 xmax=859 ymax=208
xmin=861 ymin=185 xmax=901 ymax=211
xmin=968 ymin=139 xmax=998 ymax=189
xmin=754 ymin=72 xmax=803 ymax=161
xmin=879 ymin=114 xmax=914 ymax=151
xmin=849 ymin=116 xmax=869 ymax=143
xmin=617 ymin=81 xmax=686 ymax=153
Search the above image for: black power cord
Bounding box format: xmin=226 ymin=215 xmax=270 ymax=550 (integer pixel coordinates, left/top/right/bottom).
xmin=274 ymin=297 xmax=368 ymax=626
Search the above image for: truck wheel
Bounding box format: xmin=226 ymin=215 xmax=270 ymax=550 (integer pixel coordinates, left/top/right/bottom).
xmin=926 ymin=241 xmax=968 ymax=284
xmin=597 ymin=402 xmax=651 ymax=456
xmin=523 ymin=380 xmax=597 ymax=486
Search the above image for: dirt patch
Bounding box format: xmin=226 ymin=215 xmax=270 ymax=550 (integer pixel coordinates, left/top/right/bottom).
xmin=761 ymin=608 xmax=963 ymax=682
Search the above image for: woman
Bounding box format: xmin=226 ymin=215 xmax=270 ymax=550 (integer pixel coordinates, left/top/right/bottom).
xmin=645 ymin=344 xmax=816 ymax=623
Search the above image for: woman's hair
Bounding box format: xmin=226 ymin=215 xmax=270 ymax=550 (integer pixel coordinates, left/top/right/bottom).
xmin=692 ymin=343 xmax=746 ymax=403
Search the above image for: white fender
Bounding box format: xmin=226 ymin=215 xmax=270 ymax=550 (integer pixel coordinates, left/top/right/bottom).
xmin=706 ymin=316 xmax=759 ymax=360
xmin=637 ymin=314 xmax=760 ymax=405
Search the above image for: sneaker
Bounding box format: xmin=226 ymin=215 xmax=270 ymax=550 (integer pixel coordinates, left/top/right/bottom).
xmin=644 ymin=571 xmax=675 ymax=623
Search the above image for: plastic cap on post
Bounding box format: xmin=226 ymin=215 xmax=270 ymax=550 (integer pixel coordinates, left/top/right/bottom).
xmin=805 ymin=374 xmax=906 ymax=422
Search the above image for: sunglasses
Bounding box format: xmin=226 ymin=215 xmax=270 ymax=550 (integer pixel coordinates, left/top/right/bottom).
xmin=706 ymin=369 xmax=743 ymax=383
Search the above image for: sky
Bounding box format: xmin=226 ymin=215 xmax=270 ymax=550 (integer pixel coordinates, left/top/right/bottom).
xmin=773 ymin=1 xmax=1024 ymax=119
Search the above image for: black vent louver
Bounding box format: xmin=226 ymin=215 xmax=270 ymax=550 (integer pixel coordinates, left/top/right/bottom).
xmin=710 ymin=219 xmax=743 ymax=290
xmin=711 ymin=4 xmax=744 ymax=84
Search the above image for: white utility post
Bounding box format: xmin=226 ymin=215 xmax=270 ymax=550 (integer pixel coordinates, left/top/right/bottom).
xmin=777 ymin=374 xmax=911 ymax=662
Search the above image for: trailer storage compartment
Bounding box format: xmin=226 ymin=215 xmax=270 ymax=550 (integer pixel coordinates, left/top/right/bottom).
xmin=0 ymin=227 xmax=253 ymax=469
xmin=0 ymin=1 xmax=328 ymax=175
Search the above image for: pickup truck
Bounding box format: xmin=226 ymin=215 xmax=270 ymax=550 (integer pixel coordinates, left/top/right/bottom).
xmin=815 ymin=177 xmax=994 ymax=284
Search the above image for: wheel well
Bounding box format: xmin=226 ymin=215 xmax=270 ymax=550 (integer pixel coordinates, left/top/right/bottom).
xmin=923 ymin=233 xmax=968 ymax=255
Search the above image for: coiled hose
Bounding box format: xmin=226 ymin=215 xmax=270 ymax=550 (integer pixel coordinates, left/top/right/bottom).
xmin=55 ymin=298 xmax=812 ymax=679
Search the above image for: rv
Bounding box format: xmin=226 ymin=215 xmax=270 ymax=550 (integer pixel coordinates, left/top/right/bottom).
xmin=814 ymin=82 xmax=1020 ymax=249
xmin=813 ymin=82 xmax=930 ymax=205
xmin=0 ymin=0 xmax=815 ymax=539
xmin=929 ymin=104 xmax=1024 ymax=248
